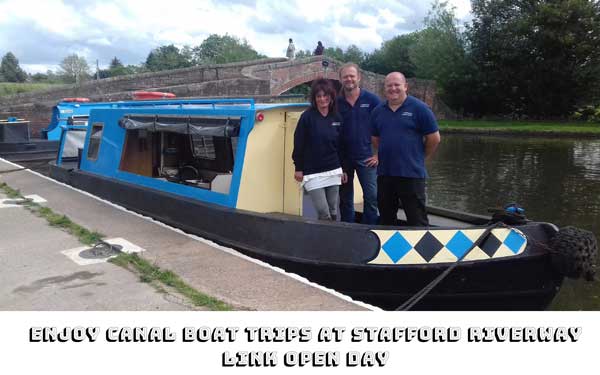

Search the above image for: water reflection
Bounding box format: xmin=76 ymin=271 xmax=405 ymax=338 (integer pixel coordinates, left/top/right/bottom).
xmin=427 ymin=134 xmax=600 ymax=309
xmin=428 ymin=135 xmax=600 ymax=234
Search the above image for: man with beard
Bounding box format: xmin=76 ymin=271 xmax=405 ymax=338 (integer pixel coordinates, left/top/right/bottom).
xmin=336 ymin=63 xmax=381 ymax=224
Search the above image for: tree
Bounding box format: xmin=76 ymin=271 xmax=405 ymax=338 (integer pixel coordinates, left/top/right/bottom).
xmin=343 ymin=45 xmax=366 ymax=65
xmin=322 ymin=44 xmax=366 ymax=65
xmin=98 ymin=57 xmax=139 ymax=78
xmin=192 ymin=34 xmax=265 ymax=65
xmin=467 ymin=0 xmax=600 ymax=117
xmin=109 ymin=56 xmax=124 ymax=70
xmin=0 ymin=52 xmax=27 ymax=82
xmin=409 ymin=1 xmax=473 ymax=112
xmin=362 ymin=33 xmax=419 ymax=77
xmin=58 ymin=54 xmax=91 ymax=84
xmin=294 ymin=50 xmax=313 ymax=59
xmin=145 ymin=45 xmax=192 ymax=72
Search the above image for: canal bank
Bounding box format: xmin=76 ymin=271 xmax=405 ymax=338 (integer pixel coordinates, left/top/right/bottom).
xmin=0 ymin=158 xmax=371 ymax=311
xmin=439 ymin=120 xmax=600 ymax=138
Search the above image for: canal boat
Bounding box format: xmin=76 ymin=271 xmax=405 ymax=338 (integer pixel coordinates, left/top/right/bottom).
xmin=48 ymin=98 xmax=597 ymax=310
xmin=0 ymin=117 xmax=59 ymax=162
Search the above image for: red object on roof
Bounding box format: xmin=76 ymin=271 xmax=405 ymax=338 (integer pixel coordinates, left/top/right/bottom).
xmin=62 ymin=97 xmax=90 ymax=102
xmin=133 ymin=91 xmax=176 ymax=100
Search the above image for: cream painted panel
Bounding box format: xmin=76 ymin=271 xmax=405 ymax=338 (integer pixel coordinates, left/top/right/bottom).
xmin=236 ymin=111 xmax=285 ymax=212
xmin=283 ymin=111 xmax=304 ymax=215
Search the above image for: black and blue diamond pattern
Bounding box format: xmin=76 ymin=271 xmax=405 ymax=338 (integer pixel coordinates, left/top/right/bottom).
xmin=370 ymin=228 xmax=528 ymax=265
xmin=381 ymin=232 xmax=412 ymax=263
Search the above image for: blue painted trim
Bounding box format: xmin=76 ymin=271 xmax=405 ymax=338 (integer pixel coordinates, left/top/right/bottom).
xmin=44 ymin=99 xmax=307 ymax=139
xmin=56 ymin=125 xmax=88 ymax=165
xmin=79 ymin=105 xmax=259 ymax=208
xmin=56 ymin=126 xmax=67 ymax=165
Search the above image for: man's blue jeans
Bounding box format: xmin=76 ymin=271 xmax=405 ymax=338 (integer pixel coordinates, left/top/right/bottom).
xmin=339 ymin=158 xmax=378 ymax=224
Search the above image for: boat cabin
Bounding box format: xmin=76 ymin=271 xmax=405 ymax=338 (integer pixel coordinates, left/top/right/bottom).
xmin=69 ymin=99 xmax=340 ymax=217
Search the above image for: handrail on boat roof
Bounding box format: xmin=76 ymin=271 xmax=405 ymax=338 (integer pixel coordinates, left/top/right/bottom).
xmin=58 ymin=98 xmax=255 ymax=109
xmin=54 ymin=98 xmax=256 ymax=122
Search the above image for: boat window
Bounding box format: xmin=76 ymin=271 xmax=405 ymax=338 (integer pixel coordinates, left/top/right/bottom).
xmin=87 ymin=123 xmax=104 ymax=160
xmin=67 ymin=115 xmax=89 ymax=125
xmin=118 ymin=115 xmax=241 ymax=195
xmin=191 ymin=135 xmax=216 ymax=160
xmin=61 ymin=129 xmax=87 ymax=160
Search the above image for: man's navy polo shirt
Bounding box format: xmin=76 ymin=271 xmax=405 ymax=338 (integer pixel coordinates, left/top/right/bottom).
xmin=371 ymin=95 xmax=438 ymax=178
xmin=337 ymin=89 xmax=381 ymax=161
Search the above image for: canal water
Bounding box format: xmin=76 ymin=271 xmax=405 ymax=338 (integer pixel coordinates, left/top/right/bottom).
xmin=428 ymin=134 xmax=600 ymax=310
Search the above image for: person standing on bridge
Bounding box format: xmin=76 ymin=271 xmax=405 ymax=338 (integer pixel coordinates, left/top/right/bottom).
xmin=314 ymin=41 xmax=324 ymax=56
xmin=292 ymin=79 xmax=347 ymax=221
xmin=286 ymin=38 xmax=296 ymax=59
xmin=371 ymin=72 xmax=441 ymax=227
xmin=336 ymin=63 xmax=381 ymax=224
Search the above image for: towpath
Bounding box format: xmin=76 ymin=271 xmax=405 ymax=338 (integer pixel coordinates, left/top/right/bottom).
xmin=0 ymin=158 xmax=369 ymax=311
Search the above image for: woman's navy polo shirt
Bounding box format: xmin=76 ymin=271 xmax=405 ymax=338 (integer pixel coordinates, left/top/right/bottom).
xmin=292 ymin=108 xmax=343 ymax=175
xmin=370 ymin=96 xmax=438 ymax=178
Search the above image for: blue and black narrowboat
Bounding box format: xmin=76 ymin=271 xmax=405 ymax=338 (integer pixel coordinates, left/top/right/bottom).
xmin=0 ymin=117 xmax=59 ymax=162
xmin=48 ymin=98 xmax=597 ymax=310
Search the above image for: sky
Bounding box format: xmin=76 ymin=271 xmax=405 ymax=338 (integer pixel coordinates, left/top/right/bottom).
xmin=0 ymin=0 xmax=471 ymax=74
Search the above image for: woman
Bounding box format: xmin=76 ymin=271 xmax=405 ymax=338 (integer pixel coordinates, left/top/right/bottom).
xmin=292 ymin=79 xmax=347 ymax=221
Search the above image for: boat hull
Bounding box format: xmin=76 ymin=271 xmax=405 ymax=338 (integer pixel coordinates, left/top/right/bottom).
xmin=0 ymin=140 xmax=59 ymax=162
xmin=49 ymin=163 xmax=564 ymax=310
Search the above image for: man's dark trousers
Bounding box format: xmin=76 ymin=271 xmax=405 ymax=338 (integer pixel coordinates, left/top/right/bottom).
xmin=377 ymin=176 xmax=429 ymax=226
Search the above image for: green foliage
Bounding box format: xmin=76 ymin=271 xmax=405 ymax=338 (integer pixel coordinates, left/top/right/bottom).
xmin=29 ymin=70 xmax=64 ymax=84
xmin=362 ymin=33 xmax=419 ymax=77
xmin=0 ymin=183 xmax=104 ymax=245
xmin=58 ymin=54 xmax=91 ymax=84
xmin=410 ymin=1 xmax=473 ymax=112
xmin=0 ymin=52 xmax=27 ymax=82
xmin=321 ymin=44 xmax=365 ymax=64
xmin=439 ymin=119 xmax=600 ymax=134
xmin=467 ymin=0 xmax=600 ymax=117
xmin=98 ymin=57 xmax=139 ymax=78
xmin=145 ymin=44 xmax=192 ymax=72
xmin=191 ymin=34 xmax=265 ymax=65
xmin=294 ymin=49 xmax=313 ymax=59
xmin=572 ymin=105 xmax=600 ymax=123
xmin=0 ymin=82 xmax=58 ymax=96
xmin=285 ymin=82 xmax=310 ymax=97
xmin=109 ymin=56 xmax=123 ymax=69
xmin=110 ymin=253 xmax=232 ymax=310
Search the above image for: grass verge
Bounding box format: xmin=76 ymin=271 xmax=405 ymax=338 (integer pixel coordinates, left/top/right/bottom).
xmin=110 ymin=253 xmax=231 ymax=311
xmin=439 ymin=120 xmax=600 ymax=135
xmin=0 ymin=181 xmax=231 ymax=310
xmin=0 ymin=82 xmax=62 ymax=97
xmin=0 ymin=182 xmax=103 ymax=245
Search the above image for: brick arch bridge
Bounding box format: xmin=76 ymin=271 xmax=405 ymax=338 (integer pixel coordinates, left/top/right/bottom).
xmin=1 ymin=56 xmax=446 ymax=135
xmin=242 ymin=56 xmax=437 ymax=103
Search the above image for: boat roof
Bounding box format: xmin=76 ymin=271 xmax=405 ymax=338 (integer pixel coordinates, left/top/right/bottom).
xmin=55 ymin=98 xmax=308 ymax=112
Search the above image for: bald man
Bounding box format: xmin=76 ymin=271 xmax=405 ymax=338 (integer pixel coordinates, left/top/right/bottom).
xmin=370 ymin=72 xmax=441 ymax=226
